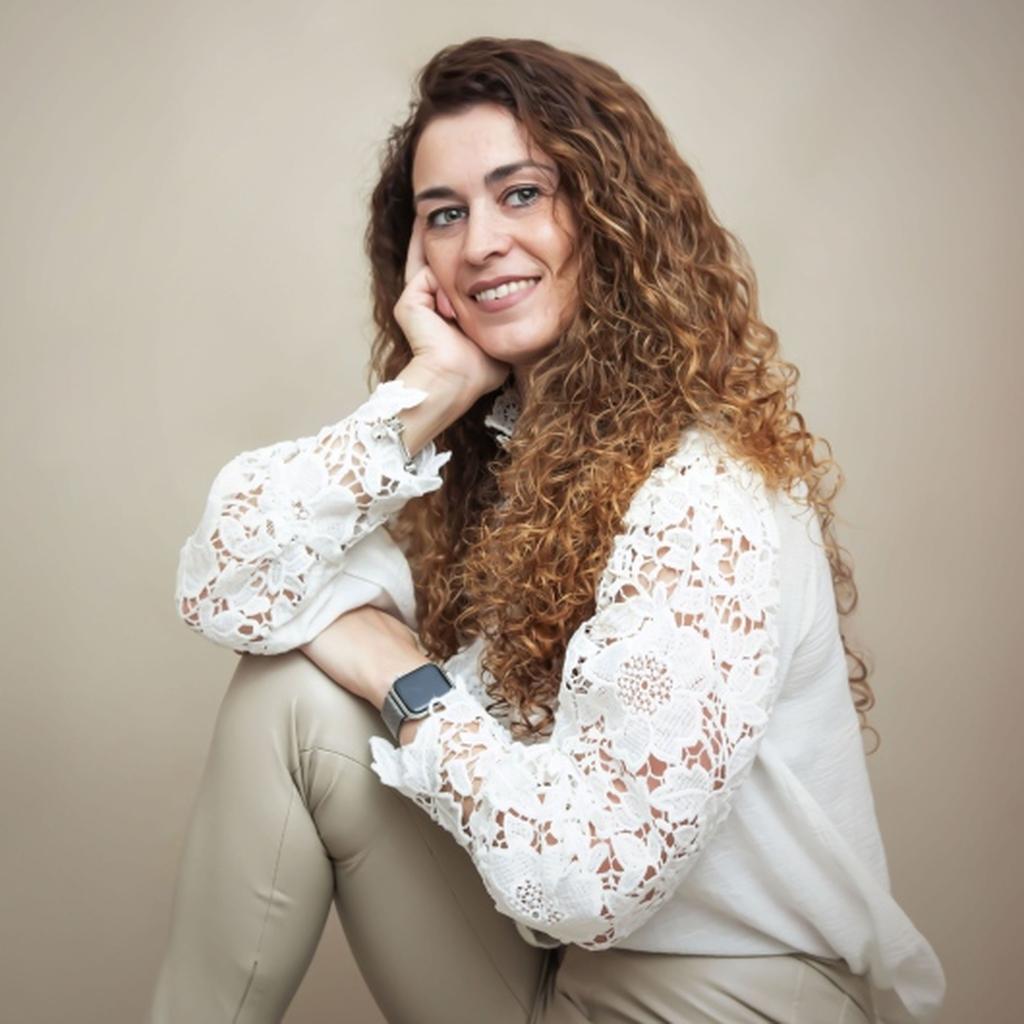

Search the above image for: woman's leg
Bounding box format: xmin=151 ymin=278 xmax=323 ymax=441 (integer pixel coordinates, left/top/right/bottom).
xmin=147 ymin=650 xmax=555 ymax=1024
xmin=546 ymin=945 xmax=874 ymax=1024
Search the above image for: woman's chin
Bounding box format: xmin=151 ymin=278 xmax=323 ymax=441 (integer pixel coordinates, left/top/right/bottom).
xmin=466 ymin=322 xmax=558 ymax=364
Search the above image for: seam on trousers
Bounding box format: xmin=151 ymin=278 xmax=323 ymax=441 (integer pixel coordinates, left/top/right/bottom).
xmin=790 ymin=956 xmax=807 ymax=1021
xmin=837 ymin=993 xmax=851 ymax=1024
xmin=297 ymin=743 xmax=372 ymax=769
xmin=232 ymin=785 xmax=297 ymax=1023
xmin=233 ymin=964 xmax=257 ymax=1024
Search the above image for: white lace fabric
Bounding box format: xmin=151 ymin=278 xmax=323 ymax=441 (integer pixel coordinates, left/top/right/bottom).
xmin=368 ymin=431 xmax=783 ymax=950
xmin=482 ymin=378 xmax=521 ymax=449
xmin=174 ymin=380 xmax=452 ymax=655
xmin=172 ymin=379 xmax=948 ymax=1017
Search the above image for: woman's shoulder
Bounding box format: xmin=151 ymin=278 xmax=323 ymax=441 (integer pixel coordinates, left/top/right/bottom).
xmin=661 ymin=421 xmax=774 ymax=500
xmin=669 ymin=422 xmax=812 ymax=507
xmin=667 ymin=421 xmax=751 ymax=473
xmin=667 ymin=424 xmax=825 ymax=569
xmin=619 ymin=422 xmax=779 ymax=545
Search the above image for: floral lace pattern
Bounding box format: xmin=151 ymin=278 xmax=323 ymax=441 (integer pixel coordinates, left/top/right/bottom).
xmin=369 ymin=431 xmax=783 ymax=949
xmin=482 ymin=379 xmax=521 ymax=449
xmin=174 ymin=380 xmax=451 ymax=655
xmin=172 ymin=382 xmax=949 ymax=1017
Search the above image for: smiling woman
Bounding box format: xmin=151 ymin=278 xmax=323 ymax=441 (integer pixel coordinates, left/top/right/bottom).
xmin=411 ymin=105 xmax=579 ymax=383
xmin=150 ymin=35 xmax=946 ymax=1024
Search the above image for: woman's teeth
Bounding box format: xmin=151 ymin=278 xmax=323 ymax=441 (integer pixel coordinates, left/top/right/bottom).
xmin=472 ymin=277 xmax=539 ymax=302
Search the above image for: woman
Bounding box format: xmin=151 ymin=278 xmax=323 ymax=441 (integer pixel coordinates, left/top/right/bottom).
xmin=149 ymin=37 xmax=945 ymax=1024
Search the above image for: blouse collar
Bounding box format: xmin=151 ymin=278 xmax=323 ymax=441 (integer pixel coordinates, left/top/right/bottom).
xmin=482 ymin=380 xmax=521 ymax=450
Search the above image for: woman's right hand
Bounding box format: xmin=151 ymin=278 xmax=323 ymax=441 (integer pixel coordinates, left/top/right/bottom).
xmin=394 ymin=217 xmax=512 ymax=399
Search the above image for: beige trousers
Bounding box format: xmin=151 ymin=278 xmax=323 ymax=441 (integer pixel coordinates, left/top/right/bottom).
xmin=147 ymin=652 xmax=876 ymax=1024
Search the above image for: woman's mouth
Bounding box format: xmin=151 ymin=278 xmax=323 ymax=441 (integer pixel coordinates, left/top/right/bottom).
xmin=470 ymin=276 xmax=541 ymax=313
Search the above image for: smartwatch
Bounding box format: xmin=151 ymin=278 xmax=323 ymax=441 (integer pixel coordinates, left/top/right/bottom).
xmin=381 ymin=662 xmax=455 ymax=740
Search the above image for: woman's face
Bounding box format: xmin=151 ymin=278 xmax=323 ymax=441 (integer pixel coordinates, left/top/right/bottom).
xmin=411 ymin=103 xmax=579 ymax=369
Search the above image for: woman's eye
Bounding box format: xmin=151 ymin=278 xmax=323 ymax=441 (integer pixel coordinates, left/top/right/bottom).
xmin=425 ymin=186 xmax=542 ymax=229
xmin=426 ymin=207 xmax=464 ymax=228
xmin=507 ymin=185 xmax=541 ymax=206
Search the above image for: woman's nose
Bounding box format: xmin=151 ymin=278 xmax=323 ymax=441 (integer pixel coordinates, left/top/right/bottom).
xmin=462 ymin=204 xmax=512 ymax=264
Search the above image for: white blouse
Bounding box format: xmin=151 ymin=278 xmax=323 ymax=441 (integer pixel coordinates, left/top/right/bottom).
xmin=174 ymin=378 xmax=946 ymax=1023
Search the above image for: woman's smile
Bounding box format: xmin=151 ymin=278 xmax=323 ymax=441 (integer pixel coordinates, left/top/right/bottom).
xmin=470 ymin=276 xmax=541 ymax=312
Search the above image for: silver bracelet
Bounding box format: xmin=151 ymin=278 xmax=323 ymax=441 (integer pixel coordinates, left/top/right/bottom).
xmin=371 ymin=413 xmax=417 ymax=472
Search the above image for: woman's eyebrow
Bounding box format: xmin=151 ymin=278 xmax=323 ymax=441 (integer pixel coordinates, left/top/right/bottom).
xmin=413 ymin=160 xmax=557 ymax=206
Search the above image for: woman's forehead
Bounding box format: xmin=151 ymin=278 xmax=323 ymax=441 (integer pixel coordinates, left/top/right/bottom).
xmin=412 ymin=106 xmax=553 ymax=191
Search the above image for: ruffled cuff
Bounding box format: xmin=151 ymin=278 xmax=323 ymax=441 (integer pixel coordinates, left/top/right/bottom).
xmin=346 ymin=378 xmax=453 ymax=490
xmin=367 ymin=680 xmax=510 ymax=830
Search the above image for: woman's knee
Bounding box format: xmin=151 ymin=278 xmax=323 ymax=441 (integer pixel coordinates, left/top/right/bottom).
xmin=227 ymin=653 xmax=410 ymax=859
xmin=223 ymin=651 xmax=385 ymax=767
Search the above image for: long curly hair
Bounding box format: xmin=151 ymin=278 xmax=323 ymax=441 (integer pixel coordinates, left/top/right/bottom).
xmin=363 ymin=36 xmax=879 ymax=754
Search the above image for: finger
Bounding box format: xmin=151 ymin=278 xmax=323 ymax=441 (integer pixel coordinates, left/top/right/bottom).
xmin=403 ymin=216 xmax=426 ymax=286
xmin=436 ymin=287 xmax=457 ymax=321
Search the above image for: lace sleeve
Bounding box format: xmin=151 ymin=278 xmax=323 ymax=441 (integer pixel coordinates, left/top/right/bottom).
xmin=368 ymin=432 xmax=783 ymax=949
xmin=174 ymin=379 xmax=452 ymax=655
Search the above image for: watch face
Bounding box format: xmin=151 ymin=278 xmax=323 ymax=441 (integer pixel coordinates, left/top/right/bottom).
xmin=394 ymin=664 xmax=453 ymax=713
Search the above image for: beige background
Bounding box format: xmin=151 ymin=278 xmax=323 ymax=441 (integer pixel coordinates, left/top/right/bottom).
xmin=1 ymin=1 xmax=1018 ymax=1021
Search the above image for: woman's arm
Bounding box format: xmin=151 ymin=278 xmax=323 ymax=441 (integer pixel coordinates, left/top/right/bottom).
xmin=173 ymin=359 xmax=474 ymax=655
xmin=366 ymin=434 xmax=785 ymax=950
xmin=299 ymin=605 xmax=432 ymax=724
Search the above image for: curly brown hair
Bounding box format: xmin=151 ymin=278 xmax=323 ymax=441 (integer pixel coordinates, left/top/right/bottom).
xmin=363 ymin=36 xmax=879 ymax=754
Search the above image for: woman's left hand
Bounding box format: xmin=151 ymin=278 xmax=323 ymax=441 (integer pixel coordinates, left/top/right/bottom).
xmin=298 ymin=605 xmax=431 ymax=712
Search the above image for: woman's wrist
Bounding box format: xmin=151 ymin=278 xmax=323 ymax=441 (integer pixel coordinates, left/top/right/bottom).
xmin=371 ymin=652 xmax=434 ymax=713
xmin=299 ymin=607 xmax=429 ymax=712
xmin=394 ymin=359 xmax=478 ymax=457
